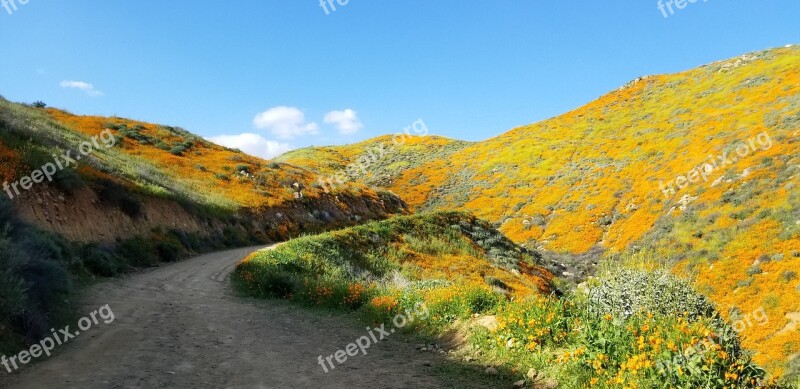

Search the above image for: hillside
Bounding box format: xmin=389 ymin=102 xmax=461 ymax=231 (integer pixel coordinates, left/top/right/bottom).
xmin=2 ymin=44 xmax=797 ymax=386
xmin=235 ymin=211 xmax=553 ymax=304
xmin=276 ymin=134 xmax=472 ymax=190
xmin=0 ymin=98 xmax=405 ymax=355
xmin=234 ymin=212 xmax=772 ymax=388
xmin=0 ymin=99 xmax=407 ymax=241
xmin=277 ymin=45 xmax=800 ymax=378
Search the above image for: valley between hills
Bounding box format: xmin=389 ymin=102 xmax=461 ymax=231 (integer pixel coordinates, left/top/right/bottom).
xmin=1 ymin=45 xmax=798 ymax=388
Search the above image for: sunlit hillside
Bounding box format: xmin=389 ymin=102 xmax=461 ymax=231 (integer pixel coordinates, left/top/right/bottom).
xmin=44 ymin=108 xmax=384 ymax=209
xmin=0 ymin=98 xmax=405 ymax=353
xmin=235 ymin=211 xmax=552 ymax=304
xmin=234 ymin=212 xmax=773 ymax=388
xmin=276 ymin=134 xmax=472 ymax=190
xmin=277 ymin=45 xmax=800 ymax=377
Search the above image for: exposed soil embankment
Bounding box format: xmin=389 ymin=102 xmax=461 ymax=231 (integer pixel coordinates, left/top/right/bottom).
xmin=12 ymin=185 xmax=407 ymax=244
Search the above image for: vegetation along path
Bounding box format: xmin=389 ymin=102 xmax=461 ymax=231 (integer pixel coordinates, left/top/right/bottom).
xmin=1 ymin=246 xmax=485 ymax=389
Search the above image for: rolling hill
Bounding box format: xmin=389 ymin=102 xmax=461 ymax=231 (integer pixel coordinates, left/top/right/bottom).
xmin=0 ymin=99 xmax=407 ymax=242
xmin=1 ymin=44 xmax=797 ymax=384
xmin=0 ymin=98 xmax=405 ymax=353
xmin=276 ymin=45 xmax=800 ymax=377
xmin=233 ymin=211 xmax=773 ymax=388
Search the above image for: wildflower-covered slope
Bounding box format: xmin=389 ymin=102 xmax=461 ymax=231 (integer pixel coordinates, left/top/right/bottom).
xmin=280 ymin=46 xmax=799 ymax=256
xmin=43 ymin=107 xmax=389 ymax=209
xmin=234 ymin=214 xmax=773 ymax=388
xmin=276 ymin=134 xmax=472 ymax=190
xmin=0 ymin=98 xmax=407 ymax=354
xmin=0 ymin=98 xmax=406 ymax=243
xmin=277 ymin=45 xmax=800 ymax=378
xmin=235 ymin=211 xmax=553 ymax=304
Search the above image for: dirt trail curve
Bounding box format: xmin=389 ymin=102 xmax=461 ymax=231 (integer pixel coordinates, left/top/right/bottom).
xmin=2 ymin=246 xmax=483 ymax=389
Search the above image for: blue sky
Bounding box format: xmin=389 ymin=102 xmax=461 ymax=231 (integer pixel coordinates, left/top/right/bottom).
xmin=0 ymin=1 xmax=798 ymax=158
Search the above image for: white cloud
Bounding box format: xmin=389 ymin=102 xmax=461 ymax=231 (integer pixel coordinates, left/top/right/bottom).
xmin=324 ymin=109 xmax=363 ymax=134
xmin=59 ymin=80 xmax=103 ymax=97
xmin=252 ymin=106 xmax=319 ymax=139
xmin=207 ymin=133 xmax=293 ymax=159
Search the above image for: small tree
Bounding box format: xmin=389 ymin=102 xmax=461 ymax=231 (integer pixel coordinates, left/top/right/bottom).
xmin=32 ymin=101 xmax=47 ymax=108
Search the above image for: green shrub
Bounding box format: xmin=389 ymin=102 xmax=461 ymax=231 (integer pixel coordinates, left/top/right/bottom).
xmin=154 ymin=232 xmax=185 ymax=262
xmin=0 ymin=201 xmax=73 ymax=344
xmin=52 ymin=168 xmax=85 ymax=193
xmin=80 ymin=244 xmax=125 ymax=277
xmin=253 ymin=270 xmax=299 ymax=298
xmin=484 ymin=275 xmax=510 ymax=291
xmin=221 ymin=226 xmax=251 ymax=247
xmin=586 ymin=268 xmax=716 ymax=320
xmin=747 ymin=265 xmax=763 ymax=276
xmin=119 ymin=125 xmax=152 ymax=144
xmin=464 ymin=287 xmax=502 ymax=314
xmin=231 ymin=210 xmax=773 ymax=388
xmin=169 ymin=141 xmax=194 ymax=156
xmin=781 ymin=270 xmax=798 ymax=282
xmin=0 ymin=227 xmax=29 ymax=320
xmin=97 ymin=179 xmax=141 ymax=218
xmin=153 ymin=140 xmax=170 ymax=151
xmin=116 ymin=237 xmax=158 ymax=267
xmin=783 ymin=357 xmax=800 ymax=388
xmin=481 ymin=288 xmax=766 ymax=388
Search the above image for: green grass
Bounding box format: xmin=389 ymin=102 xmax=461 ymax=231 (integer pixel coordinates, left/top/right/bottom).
xmin=233 ymin=212 xmax=785 ymax=388
xmin=233 ymin=211 xmax=542 ymax=304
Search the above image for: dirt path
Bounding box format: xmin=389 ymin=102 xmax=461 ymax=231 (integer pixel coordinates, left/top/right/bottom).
xmin=1 ymin=246 xmax=487 ymax=389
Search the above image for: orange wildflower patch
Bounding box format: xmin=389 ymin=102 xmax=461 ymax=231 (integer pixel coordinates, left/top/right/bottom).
xmin=370 ymin=295 xmax=399 ymax=313
xmin=0 ymin=141 xmax=21 ymax=183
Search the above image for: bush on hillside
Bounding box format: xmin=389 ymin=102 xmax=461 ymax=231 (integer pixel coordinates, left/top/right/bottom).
xmin=17 ymin=146 xmax=86 ymax=193
xmin=0 ymin=227 xmax=29 ymax=320
xmin=97 ymin=179 xmax=142 ymax=218
xmin=52 ymin=167 xmax=86 ymax=193
xmin=586 ymin=268 xmax=717 ymax=321
xmin=0 ymin=199 xmax=73 ymax=346
xmin=484 ymin=290 xmax=766 ymax=388
xmin=80 ymin=244 xmax=126 ymax=277
xmin=784 ymin=357 xmax=800 ymax=387
xmin=153 ymin=230 xmax=186 ymax=262
xmin=169 ymin=141 xmax=194 ymax=156
xmin=115 ymin=237 xmax=159 ymax=267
